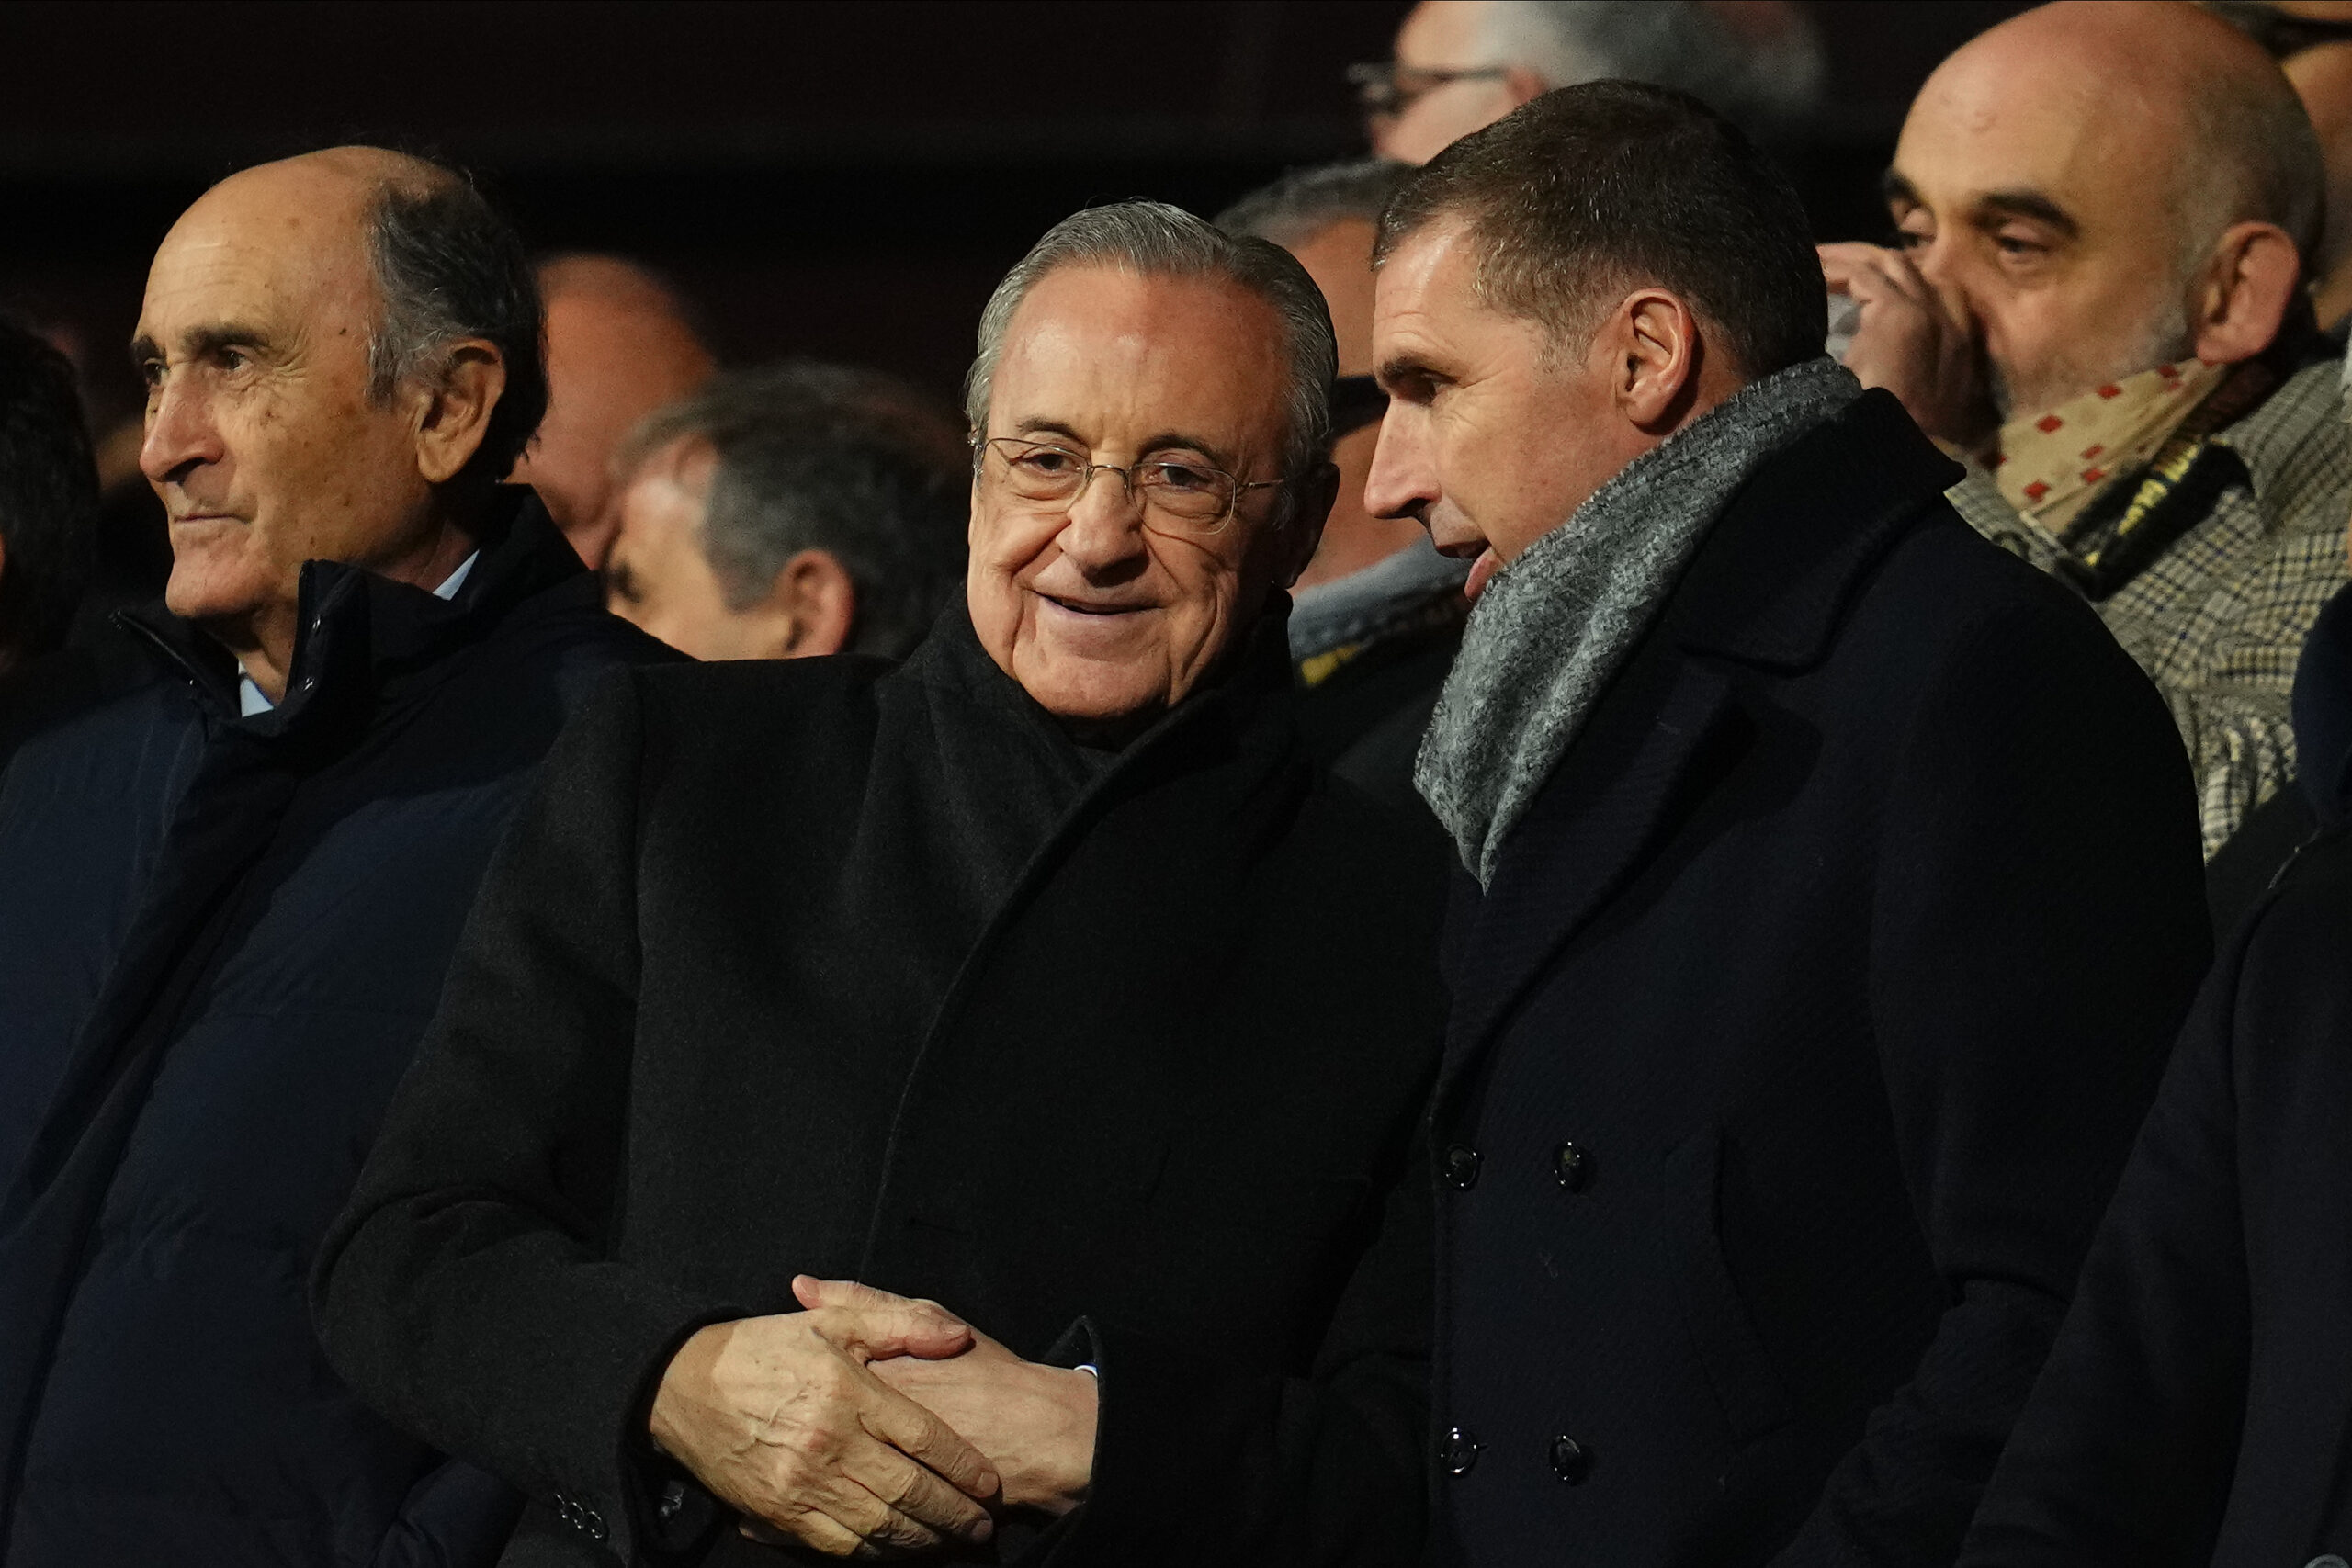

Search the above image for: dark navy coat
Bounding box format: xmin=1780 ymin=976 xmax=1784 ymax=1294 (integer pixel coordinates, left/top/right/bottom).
xmin=1961 ymin=583 xmax=2352 ymax=1567
xmin=0 ymin=491 xmax=670 ymax=1567
xmin=1430 ymin=393 xmax=2214 ymax=1566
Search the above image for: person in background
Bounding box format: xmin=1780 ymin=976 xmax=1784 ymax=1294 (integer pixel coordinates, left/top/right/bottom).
xmin=603 ymin=362 xmax=967 ymax=662
xmin=0 ymin=317 xmax=96 ymax=687
xmin=0 ymin=147 xmax=669 ymax=1567
xmin=510 ymin=253 xmax=716 ymax=569
xmin=1354 ymin=0 xmax=1825 ymax=165
xmin=1827 ymin=0 xmax=2349 ymax=874
xmin=2211 ymin=1 xmax=2352 ymax=334
xmin=1220 ymin=158 xmax=1464 ymax=813
xmin=315 ymin=200 xmax=1448 ymax=1568
xmin=1371 ymin=83 xmax=2210 ymax=1564
xmin=1959 ymin=488 xmax=2352 ymax=1564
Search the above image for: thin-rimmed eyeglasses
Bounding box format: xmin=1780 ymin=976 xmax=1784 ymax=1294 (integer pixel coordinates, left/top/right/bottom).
xmin=974 ymin=436 xmax=1288 ymax=534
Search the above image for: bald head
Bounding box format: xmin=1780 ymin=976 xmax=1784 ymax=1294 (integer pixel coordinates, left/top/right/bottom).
xmin=133 ymin=144 xmax=541 ymax=695
xmin=1886 ymin=1 xmax=2320 ymax=419
xmin=1930 ymin=3 xmax=2320 ymax=262
xmin=509 ymin=254 xmax=715 ymax=567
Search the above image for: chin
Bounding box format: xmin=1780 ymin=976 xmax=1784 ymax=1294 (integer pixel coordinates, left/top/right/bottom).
xmin=1018 ymin=661 xmax=1166 ymax=731
xmin=162 ymin=553 xmax=276 ymax=626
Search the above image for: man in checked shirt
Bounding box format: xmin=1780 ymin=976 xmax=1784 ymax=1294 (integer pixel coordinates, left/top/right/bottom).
xmin=1824 ymin=1 xmax=2350 ymax=870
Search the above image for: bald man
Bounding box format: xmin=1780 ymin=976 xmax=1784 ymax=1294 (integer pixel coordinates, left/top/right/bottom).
xmin=510 ymin=254 xmax=716 ymax=569
xmin=1829 ymin=0 xmax=2351 ymax=860
xmin=0 ymin=149 xmax=666 ymax=1566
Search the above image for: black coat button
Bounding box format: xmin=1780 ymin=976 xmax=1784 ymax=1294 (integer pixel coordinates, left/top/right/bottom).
xmin=1443 ymin=1145 xmax=1482 ymax=1190
xmin=1440 ymin=1425 xmax=1481 ymax=1475
xmin=1553 ymin=1142 xmax=1590 ymax=1191
xmin=1550 ymin=1434 xmax=1592 ymax=1483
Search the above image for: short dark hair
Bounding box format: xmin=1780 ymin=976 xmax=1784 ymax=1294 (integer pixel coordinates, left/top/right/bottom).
xmin=1216 ymin=157 xmax=1412 ymax=251
xmin=618 ymin=362 xmax=969 ymax=660
xmin=0 ymin=318 xmax=97 ymax=662
xmin=1375 ymin=80 xmax=1826 ymax=379
xmin=366 ymin=166 xmax=547 ymax=489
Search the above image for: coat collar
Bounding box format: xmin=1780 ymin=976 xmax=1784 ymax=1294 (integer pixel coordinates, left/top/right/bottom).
xmin=1440 ymin=391 xmax=1962 ymax=1088
xmin=116 ymin=487 xmax=584 ymax=739
xmin=1668 ymin=389 xmax=1963 ymax=671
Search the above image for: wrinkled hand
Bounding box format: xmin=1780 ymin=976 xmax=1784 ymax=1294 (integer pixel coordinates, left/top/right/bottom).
xmin=649 ymin=1295 xmax=1000 ymax=1558
xmin=1819 ymin=242 xmax=1998 ymax=454
xmin=794 ymin=1277 xmax=1098 ymax=1519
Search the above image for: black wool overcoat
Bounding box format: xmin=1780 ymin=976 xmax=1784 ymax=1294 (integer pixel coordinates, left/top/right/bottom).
xmin=1960 ymin=584 xmax=2352 ymax=1567
xmin=312 ymin=609 xmax=1451 ymax=1568
xmin=1430 ymin=392 xmax=2214 ymax=1567
xmin=0 ymin=491 xmax=671 ymax=1567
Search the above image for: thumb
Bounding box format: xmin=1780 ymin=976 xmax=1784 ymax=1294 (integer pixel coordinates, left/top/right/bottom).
xmin=793 ymin=1276 xmax=973 ymax=1360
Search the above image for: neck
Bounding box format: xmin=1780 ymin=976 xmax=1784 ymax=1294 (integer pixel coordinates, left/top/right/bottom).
xmin=210 ymin=508 xmax=479 ymax=704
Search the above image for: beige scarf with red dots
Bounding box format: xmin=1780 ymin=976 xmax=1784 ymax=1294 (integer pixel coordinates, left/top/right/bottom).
xmin=1992 ymin=357 xmax=2231 ymax=531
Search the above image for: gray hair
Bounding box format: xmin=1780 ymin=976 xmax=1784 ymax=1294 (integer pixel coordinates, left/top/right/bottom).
xmin=1470 ymin=0 xmax=1825 ymax=136
xmin=1216 ymin=157 xmax=1412 ymax=251
xmin=964 ymin=200 xmax=1337 ymax=519
xmin=363 ymin=168 xmax=548 ymax=486
xmin=618 ymin=361 xmax=968 ymax=659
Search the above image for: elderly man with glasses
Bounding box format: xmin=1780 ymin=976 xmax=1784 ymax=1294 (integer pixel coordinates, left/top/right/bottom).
xmin=315 ymin=201 xmax=1450 ymax=1568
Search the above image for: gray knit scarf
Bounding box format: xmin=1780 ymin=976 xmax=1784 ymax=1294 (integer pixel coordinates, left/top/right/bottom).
xmin=1416 ymin=357 xmax=1862 ymax=885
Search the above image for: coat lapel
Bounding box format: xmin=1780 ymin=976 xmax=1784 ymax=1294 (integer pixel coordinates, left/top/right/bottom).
xmin=1439 ymin=656 xmax=1737 ymax=1096
xmin=1435 ymin=390 xmax=1964 ymax=1100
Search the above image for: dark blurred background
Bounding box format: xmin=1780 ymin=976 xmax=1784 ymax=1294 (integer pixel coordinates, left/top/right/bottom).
xmin=0 ymin=0 xmax=2027 ymax=426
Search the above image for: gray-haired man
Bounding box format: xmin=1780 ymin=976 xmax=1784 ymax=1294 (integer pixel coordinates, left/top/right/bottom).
xmin=0 ymin=147 xmax=668 ymax=1567
xmin=1221 ymin=159 xmax=1469 ymax=816
xmin=316 ymin=198 xmax=1449 ymax=1567
xmin=602 ymin=362 xmax=968 ymax=662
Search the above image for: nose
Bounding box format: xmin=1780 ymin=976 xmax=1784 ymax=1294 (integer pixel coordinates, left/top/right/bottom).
xmin=1362 ymin=405 xmax=1433 ymax=526
xmin=1907 ymin=233 xmax=1974 ymax=326
xmin=1054 ymin=465 xmax=1149 ymax=576
xmin=140 ymin=373 xmax=223 ymax=491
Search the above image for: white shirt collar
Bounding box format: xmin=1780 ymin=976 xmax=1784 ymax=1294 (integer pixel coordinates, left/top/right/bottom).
xmin=237 ymin=550 xmax=479 ymax=716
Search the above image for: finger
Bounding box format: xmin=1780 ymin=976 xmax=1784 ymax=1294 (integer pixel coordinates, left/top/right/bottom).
xmin=738 ymin=1504 xmax=890 ymax=1559
xmin=861 ymin=1382 xmax=1001 ymax=1501
xmin=1817 ymin=242 xmax=1904 ymax=290
xmin=839 ymin=1433 xmax=996 ymax=1543
xmin=797 ymin=1282 xmax=972 ymax=1361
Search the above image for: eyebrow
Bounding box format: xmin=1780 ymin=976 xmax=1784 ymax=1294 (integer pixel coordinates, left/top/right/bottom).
xmin=1881 ymin=168 xmax=2079 ymax=239
xmin=1011 ymin=417 xmax=1236 ymax=468
xmin=129 ymin=320 xmax=278 ymax=371
xmin=1973 ymin=188 xmax=2079 ymax=238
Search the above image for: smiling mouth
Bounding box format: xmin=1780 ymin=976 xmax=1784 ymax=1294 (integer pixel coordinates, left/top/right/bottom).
xmin=1041 ymin=592 xmax=1147 ymax=617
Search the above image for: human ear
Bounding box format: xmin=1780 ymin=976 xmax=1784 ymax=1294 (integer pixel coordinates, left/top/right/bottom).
xmin=757 ymin=548 xmax=857 ymax=659
xmin=2189 ymin=222 xmax=2303 ymax=367
xmin=1501 ymin=64 xmax=1548 ymax=109
xmin=412 ymin=339 xmax=507 ymax=486
xmin=1609 ymin=290 xmax=1702 ymax=433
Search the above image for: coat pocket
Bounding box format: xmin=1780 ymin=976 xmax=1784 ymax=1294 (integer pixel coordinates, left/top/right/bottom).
xmin=1658 ymin=1125 xmax=1794 ymax=1449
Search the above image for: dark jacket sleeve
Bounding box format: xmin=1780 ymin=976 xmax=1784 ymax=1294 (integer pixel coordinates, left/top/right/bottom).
xmin=313 ymin=667 xmax=736 ymax=1566
xmin=1775 ymin=594 xmax=2211 ymax=1564
xmin=1953 ymin=902 xmax=2256 ymax=1566
xmin=1051 ymin=1122 xmax=1436 ymax=1567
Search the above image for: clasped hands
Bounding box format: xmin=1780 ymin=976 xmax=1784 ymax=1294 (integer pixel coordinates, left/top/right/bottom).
xmin=648 ymin=1276 xmax=1098 ymax=1558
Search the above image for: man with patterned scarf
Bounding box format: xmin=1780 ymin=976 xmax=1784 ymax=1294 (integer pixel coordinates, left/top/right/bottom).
xmin=1367 ymin=82 xmax=2210 ymax=1566
xmin=1827 ymin=0 xmax=2349 ymax=863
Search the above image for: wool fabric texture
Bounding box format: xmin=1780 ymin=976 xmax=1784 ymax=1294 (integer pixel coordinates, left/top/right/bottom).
xmin=1417 ymin=356 xmax=1861 ymax=884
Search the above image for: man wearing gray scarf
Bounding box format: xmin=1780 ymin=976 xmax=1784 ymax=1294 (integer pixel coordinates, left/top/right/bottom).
xmin=1367 ymin=84 xmax=2212 ymax=1565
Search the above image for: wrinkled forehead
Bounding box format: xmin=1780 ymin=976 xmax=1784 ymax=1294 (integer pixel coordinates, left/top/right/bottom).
xmin=139 ymin=166 xmax=380 ymax=344
xmin=1894 ymin=37 xmax=2186 ymax=225
xmin=991 ymin=266 xmax=1292 ymax=461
